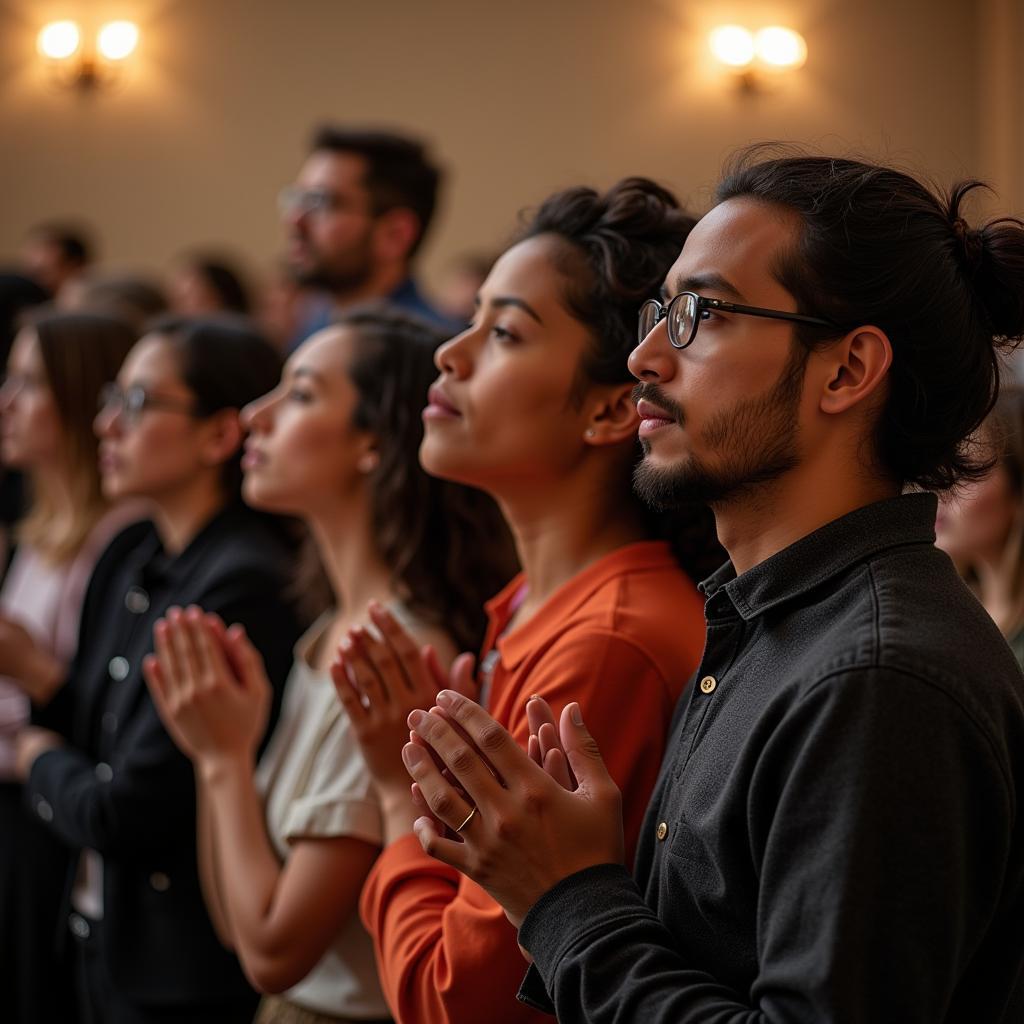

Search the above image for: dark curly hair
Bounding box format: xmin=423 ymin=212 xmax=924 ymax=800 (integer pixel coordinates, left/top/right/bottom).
xmin=322 ymin=306 xmax=516 ymax=652
xmin=518 ymin=178 xmax=726 ymax=581
xmin=716 ymin=145 xmax=1024 ymax=491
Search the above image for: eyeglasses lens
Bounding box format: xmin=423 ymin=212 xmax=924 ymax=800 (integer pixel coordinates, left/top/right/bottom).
xmin=669 ymin=294 xmax=696 ymax=348
xmin=637 ymin=300 xmax=661 ymax=343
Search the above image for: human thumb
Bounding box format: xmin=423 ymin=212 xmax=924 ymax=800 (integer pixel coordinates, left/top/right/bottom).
xmin=558 ymin=702 xmax=612 ymax=797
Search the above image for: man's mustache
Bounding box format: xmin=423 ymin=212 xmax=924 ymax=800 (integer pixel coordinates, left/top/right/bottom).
xmin=632 ymin=382 xmax=684 ymax=425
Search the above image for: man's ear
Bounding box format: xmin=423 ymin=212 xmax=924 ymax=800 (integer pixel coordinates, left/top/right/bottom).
xmin=584 ymin=382 xmax=642 ymax=446
xmin=198 ymin=409 xmax=244 ymax=468
xmin=818 ymin=327 xmax=892 ymax=416
xmin=373 ymin=207 xmax=422 ymax=265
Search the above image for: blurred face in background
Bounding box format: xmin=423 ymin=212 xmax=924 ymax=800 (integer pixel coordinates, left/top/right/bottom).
xmin=281 ymin=151 xmax=378 ymax=292
xmin=241 ymin=325 xmax=376 ymax=518
xmin=936 ymin=460 xmax=1020 ymax=568
xmin=94 ymin=334 xmax=213 ymax=503
xmin=169 ymin=265 xmax=222 ymax=316
xmin=0 ymin=328 xmax=64 ymax=470
xmin=420 ymin=234 xmax=600 ymax=492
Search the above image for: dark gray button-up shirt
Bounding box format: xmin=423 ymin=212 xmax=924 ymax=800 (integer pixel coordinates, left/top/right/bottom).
xmin=519 ymin=493 xmax=1024 ymax=1022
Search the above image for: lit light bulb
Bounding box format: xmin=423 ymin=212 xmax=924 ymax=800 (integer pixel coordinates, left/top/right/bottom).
xmin=755 ymin=27 xmax=807 ymax=69
xmin=38 ymin=21 xmax=80 ymax=60
xmin=97 ymin=21 xmax=139 ymax=61
xmin=709 ymin=26 xmax=755 ymax=68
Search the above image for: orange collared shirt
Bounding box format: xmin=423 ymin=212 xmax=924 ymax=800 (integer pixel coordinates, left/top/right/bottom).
xmin=361 ymin=540 xmax=706 ymax=1024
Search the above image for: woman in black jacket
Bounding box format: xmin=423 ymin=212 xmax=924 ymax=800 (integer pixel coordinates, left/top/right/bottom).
xmin=12 ymin=316 xmax=302 ymax=1024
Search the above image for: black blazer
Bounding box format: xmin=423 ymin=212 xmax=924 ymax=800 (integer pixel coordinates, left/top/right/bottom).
xmin=28 ymin=503 xmax=301 ymax=1008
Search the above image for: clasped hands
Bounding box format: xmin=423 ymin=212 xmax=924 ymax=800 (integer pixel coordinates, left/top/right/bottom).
xmin=328 ymin=604 xmax=624 ymax=927
xmin=143 ymin=606 xmax=271 ymax=771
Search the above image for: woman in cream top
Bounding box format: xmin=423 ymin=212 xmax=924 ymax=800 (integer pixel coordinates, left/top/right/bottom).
xmin=146 ymin=308 xmax=514 ymax=1022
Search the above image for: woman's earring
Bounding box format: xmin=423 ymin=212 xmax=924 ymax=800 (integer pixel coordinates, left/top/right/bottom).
xmin=357 ymin=451 xmax=380 ymax=474
xmin=585 ymin=428 xmax=596 ymax=438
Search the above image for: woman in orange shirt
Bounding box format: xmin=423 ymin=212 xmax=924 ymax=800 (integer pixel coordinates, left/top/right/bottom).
xmin=333 ymin=178 xmax=719 ymax=1024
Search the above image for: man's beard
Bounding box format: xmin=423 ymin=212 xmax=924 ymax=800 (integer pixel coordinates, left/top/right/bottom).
xmin=632 ymin=344 xmax=809 ymax=511
xmin=290 ymin=234 xmax=375 ymax=295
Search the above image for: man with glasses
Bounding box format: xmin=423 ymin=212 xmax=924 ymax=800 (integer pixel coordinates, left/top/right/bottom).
xmin=396 ymin=152 xmax=1024 ymax=1022
xmin=280 ymin=126 xmax=459 ymax=346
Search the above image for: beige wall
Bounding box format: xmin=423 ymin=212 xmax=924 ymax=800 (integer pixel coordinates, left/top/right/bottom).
xmin=0 ymin=0 xmax=1009 ymax=298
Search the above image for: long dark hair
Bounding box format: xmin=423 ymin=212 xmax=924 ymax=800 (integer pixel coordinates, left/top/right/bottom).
xmin=311 ymin=306 xmax=515 ymax=652
xmin=519 ymin=178 xmax=726 ymax=581
xmin=717 ymin=145 xmax=1024 ymax=491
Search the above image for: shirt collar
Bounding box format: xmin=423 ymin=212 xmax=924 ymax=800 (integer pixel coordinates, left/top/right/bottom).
xmin=134 ymin=502 xmax=247 ymax=591
xmin=700 ymin=492 xmax=939 ymax=622
xmin=486 ymin=540 xmax=676 ymax=670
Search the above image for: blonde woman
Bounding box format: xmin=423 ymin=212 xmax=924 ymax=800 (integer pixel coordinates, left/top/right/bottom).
xmin=0 ymin=310 xmax=141 ymax=1024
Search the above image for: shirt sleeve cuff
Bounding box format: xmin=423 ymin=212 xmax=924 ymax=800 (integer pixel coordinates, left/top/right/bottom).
xmin=518 ymin=863 xmax=643 ymax=992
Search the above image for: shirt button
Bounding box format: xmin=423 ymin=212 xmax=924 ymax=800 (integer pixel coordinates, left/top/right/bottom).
xmin=68 ymin=912 xmax=91 ymax=939
xmin=94 ymin=762 xmax=113 ymax=782
xmin=102 ymin=712 xmax=118 ymax=733
xmin=108 ymin=656 xmax=129 ymax=681
xmin=149 ymin=872 xmax=171 ymax=892
xmin=34 ymin=796 xmax=53 ymax=822
xmin=700 ymin=675 xmax=717 ymax=694
xmin=124 ymin=586 xmax=150 ymax=614
xmin=656 ymin=822 xmax=668 ymax=841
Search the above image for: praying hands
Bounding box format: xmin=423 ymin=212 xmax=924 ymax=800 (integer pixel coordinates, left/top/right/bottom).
xmin=401 ymin=689 xmax=625 ymax=928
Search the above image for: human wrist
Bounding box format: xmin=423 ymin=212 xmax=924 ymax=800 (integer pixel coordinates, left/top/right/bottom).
xmin=198 ymin=751 xmax=253 ymax=787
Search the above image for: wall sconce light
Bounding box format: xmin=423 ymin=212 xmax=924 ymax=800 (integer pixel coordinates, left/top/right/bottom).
xmin=709 ymin=25 xmax=807 ymax=92
xmin=37 ymin=19 xmax=139 ymax=92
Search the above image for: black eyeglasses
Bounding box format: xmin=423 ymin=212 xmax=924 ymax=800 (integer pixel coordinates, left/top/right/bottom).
xmin=98 ymin=384 xmax=198 ymax=428
xmin=638 ymin=292 xmax=840 ymax=349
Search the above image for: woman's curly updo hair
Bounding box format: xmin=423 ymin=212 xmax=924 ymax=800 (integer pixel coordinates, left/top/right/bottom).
xmin=516 ymin=178 xmax=726 ymax=582
xmin=324 ymin=306 xmax=515 ymax=652
xmin=519 ymin=177 xmax=697 ymax=399
xmin=716 ymin=145 xmax=1024 ymax=491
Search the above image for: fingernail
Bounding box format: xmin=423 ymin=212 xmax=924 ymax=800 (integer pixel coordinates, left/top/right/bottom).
xmin=402 ymin=743 xmax=424 ymax=768
xmin=408 ymin=709 xmax=425 ymax=728
xmin=339 ymin=637 xmax=352 ymax=653
xmin=435 ymin=690 xmax=454 ymax=708
xmin=570 ymin=702 xmax=583 ymax=726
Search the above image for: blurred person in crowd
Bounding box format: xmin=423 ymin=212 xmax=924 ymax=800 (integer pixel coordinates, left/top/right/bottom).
xmin=280 ymin=126 xmax=461 ymax=347
xmin=434 ymin=251 xmax=496 ymax=326
xmin=145 ymin=307 xmax=515 ymax=1024
xmin=22 ymin=221 xmax=94 ymax=299
xmin=61 ymin=272 xmax=169 ymax=330
xmin=14 ymin=316 xmax=302 ymax=1024
xmin=331 ymin=179 xmax=713 ymax=1023
xmin=0 ymin=273 xmax=51 ymax=562
xmin=937 ymin=386 xmax=1024 ymax=667
xmin=403 ymin=153 xmax=1024 ymax=1023
xmin=257 ymin=258 xmax=313 ymax=352
xmin=0 ymin=310 xmax=140 ymax=1024
xmin=169 ymin=252 xmax=252 ymax=316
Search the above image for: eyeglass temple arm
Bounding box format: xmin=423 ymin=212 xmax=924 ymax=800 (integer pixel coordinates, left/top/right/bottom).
xmin=704 ymin=297 xmax=836 ymax=328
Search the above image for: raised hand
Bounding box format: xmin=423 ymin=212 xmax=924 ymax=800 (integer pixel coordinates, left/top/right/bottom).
xmin=142 ymin=606 xmax=271 ymax=768
xmin=403 ymin=689 xmax=625 ymax=928
xmin=330 ymin=601 xmax=475 ymax=796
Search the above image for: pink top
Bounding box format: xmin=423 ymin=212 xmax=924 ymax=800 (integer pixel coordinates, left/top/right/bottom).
xmin=0 ymin=502 xmax=148 ymax=779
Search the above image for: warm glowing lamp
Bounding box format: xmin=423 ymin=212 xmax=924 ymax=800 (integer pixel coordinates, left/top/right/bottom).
xmin=38 ymin=21 xmax=81 ymax=60
xmin=37 ymin=19 xmax=140 ymax=91
xmin=709 ymin=25 xmax=755 ymax=68
xmin=97 ymin=21 xmax=139 ymax=61
xmin=755 ymin=27 xmax=807 ymax=70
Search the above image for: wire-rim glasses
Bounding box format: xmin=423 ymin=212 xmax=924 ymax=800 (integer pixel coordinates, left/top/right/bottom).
xmin=98 ymin=383 xmax=198 ymax=428
xmin=638 ymin=292 xmax=840 ymax=349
